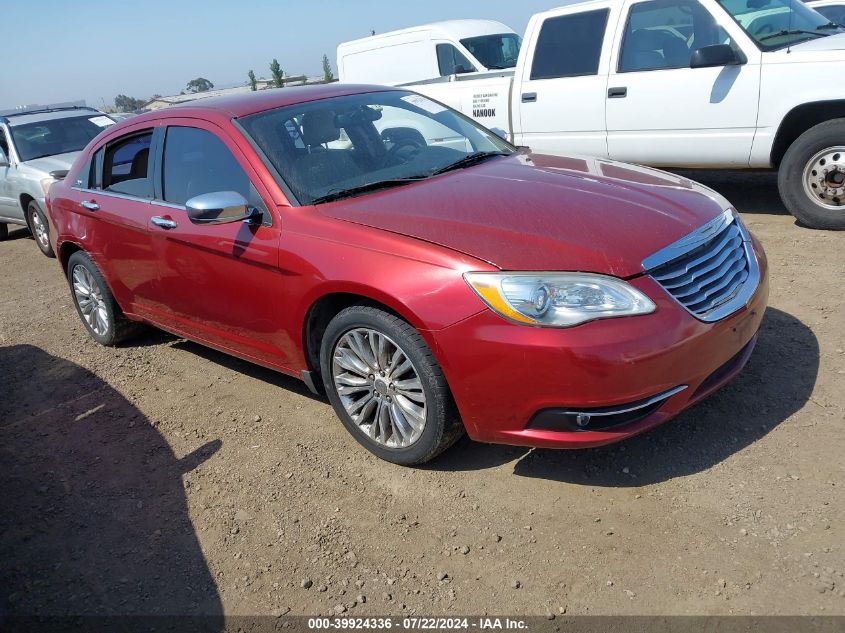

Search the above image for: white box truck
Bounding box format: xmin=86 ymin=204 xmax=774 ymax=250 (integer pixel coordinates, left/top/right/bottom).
xmin=339 ymin=0 xmax=845 ymax=230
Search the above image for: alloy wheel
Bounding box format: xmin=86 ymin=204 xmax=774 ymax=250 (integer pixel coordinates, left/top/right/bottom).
xmin=331 ymin=327 xmax=427 ymax=448
xmin=72 ymin=265 xmax=110 ymax=336
xmin=31 ymin=210 xmax=49 ymax=250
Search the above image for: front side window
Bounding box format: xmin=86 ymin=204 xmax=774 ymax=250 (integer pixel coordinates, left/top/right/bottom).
xmin=716 ymin=0 xmax=842 ymax=50
xmin=101 ymin=131 xmax=153 ymax=198
xmin=161 ymin=126 xmax=266 ymax=213
xmin=8 ymin=115 xmax=112 ymax=162
xmin=530 ymin=10 xmax=609 ymax=80
xmin=460 ymin=33 xmax=522 ymax=69
xmin=436 ymin=44 xmax=476 ymax=76
xmin=238 ymin=90 xmax=514 ymax=205
xmin=620 ymin=0 xmax=732 ymax=72
xmin=0 ymin=128 xmax=10 ymax=159
xmin=815 ymin=4 xmax=845 ymax=26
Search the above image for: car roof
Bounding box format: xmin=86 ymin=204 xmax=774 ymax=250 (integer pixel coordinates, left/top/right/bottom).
xmin=127 ymin=84 xmax=400 ymax=126
xmin=3 ymin=107 xmax=104 ymax=127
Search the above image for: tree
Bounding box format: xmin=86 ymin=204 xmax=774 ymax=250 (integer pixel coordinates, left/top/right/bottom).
xmin=270 ymin=59 xmax=284 ymax=88
xmin=322 ymin=54 xmax=335 ymax=83
xmin=114 ymin=94 xmax=145 ymax=112
xmin=248 ymin=70 xmax=258 ymax=92
xmin=185 ymin=77 xmax=214 ymax=93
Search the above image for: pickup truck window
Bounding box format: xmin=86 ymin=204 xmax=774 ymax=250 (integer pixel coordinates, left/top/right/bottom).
xmin=530 ymin=9 xmax=609 ymax=80
xmin=620 ymin=0 xmax=730 ymax=73
xmin=815 ymin=4 xmax=845 ymax=26
xmin=436 ymin=44 xmax=476 ymax=76
xmin=460 ymin=33 xmax=522 ymax=70
xmin=716 ymin=0 xmax=840 ymax=50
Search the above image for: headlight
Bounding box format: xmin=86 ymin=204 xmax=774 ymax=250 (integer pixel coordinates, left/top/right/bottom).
xmin=464 ymin=272 xmax=656 ymax=327
xmin=40 ymin=177 xmax=55 ymax=196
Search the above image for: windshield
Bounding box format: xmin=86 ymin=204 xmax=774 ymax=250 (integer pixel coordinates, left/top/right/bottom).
xmin=9 ymin=115 xmax=112 ymax=162
xmin=238 ymin=90 xmax=515 ymax=205
xmin=460 ymin=33 xmax=522 ymax=69
xmin=716 ymin=0 xmax=843 ymax=49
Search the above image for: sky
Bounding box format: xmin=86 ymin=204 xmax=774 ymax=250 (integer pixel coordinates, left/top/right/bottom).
xmin=0 ymin=0 xmax=556 ymax=111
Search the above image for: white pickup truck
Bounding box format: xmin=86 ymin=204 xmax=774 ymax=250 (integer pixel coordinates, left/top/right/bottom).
xmin=339 ymin=0 xmax=845 ymax=230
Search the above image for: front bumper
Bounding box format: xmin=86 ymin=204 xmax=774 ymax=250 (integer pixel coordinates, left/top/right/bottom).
xmin=429 ymin=242 xmax=769 ymax=449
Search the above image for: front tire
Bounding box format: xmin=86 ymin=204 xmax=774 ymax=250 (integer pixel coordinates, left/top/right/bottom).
xmin=778 ymin=119 xmax=845 ymax=230
xmin=0 ymin=223 xmax=7 ymax=241
xmin=319 ymin=306 xmax=464 ymax=465
xmin=67 ymin=251 xmax=137 ymax=346
xmin=27 ymin=201 xmax=55 ymax=257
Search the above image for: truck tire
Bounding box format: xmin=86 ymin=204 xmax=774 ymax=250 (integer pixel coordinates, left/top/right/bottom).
xmin=0 ymin=223 xmax=7 ymax=241
xmin=778 ymin=119 xmax=845 ymax=230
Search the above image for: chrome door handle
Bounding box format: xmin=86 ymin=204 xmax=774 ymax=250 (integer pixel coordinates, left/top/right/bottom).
xmin=151 ymin=216 xmax=177 ymax=230
xmin=80 ymin=201 xmax=99 ymax=211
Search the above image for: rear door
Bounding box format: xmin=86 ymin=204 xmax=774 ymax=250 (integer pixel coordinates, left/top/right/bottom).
xmin=605 ymin=0 xmax=761 ymax=166
xmin=68 ymin=126 xmax=162 ymax=316
xmin=147 ymin=120 xmax=286 ymax=368
xmin=512 ymin=3 xmax=619 ymax=157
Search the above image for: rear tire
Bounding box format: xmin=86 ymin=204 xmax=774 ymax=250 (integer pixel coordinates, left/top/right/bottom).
xmin=778 ymin=119 xmax=845 ymax=230
xmin=67 ymin=251 xmax=138 ymax=346
xmin=0 ymin=223 xmax=7 ymax=241
xmin=27 ymin=201 xmax=56 ymax=257
xmin=319 ymin=305 xmax=464 ymax=465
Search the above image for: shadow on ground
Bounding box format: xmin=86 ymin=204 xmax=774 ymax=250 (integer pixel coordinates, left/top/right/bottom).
xmin=670 ymin=169 xmax=790 ymax=216
xmin=0 ymin=345 xmax=224 ymax=621
xmin=430 ymin=307 xmax=819 ymax=485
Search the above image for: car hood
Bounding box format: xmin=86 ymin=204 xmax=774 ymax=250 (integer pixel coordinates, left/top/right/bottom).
xmin=22 ymin=151 xmax=80 ymax=175
xmin=787 ymin=32 xmax=845 ymax=52
xmin=317 ymin=153 xmax=728 ymax=277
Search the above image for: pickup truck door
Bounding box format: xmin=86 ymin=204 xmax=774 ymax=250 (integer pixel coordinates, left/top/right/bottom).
xmin=511 ymin=2 xmax=620 ymax=158
xmin=605 ymin=0 xmax=761 ymax=167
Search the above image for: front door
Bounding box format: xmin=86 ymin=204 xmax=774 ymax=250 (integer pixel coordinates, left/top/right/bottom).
xmin=512 ymin=4 xmax=617 ymax=157
xmin=147 ymin=122 xmax=286 ymax=369
xmin=605 ymin=0 xmax=761 ymax=166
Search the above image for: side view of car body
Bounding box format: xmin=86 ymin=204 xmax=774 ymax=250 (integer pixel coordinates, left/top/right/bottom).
xmin=0 ymin=106 xmax=114 ymax=255
xmin=46 ymin=85 xmax=768 ymax=465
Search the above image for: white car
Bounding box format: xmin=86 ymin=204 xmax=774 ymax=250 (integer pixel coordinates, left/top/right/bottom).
xmin=339 ymin=0 xmax=845 ymax=230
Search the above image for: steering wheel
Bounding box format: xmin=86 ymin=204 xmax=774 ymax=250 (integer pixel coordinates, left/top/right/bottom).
xmin=383 ymin=139 xmax=425 ymax=167
xmin=753 ymin=22 xmax=775 ymax=35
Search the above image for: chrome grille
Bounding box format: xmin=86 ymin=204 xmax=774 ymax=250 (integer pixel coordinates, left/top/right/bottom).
xmin=643 ymin=210 xmax=760 ymax=322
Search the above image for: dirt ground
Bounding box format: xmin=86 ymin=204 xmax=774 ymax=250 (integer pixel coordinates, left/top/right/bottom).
xmin=0 ymin=170 xmax=843 ymax=618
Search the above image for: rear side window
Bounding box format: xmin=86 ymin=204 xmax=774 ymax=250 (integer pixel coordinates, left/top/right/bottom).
xmin=102 ymin=132 xmax=153 ymax=198
xmin=530 ymin=10 xmax=609 ymax=80
xmin=436 ymin=44 xmax=476 ymax=76
xmin=161 ymin=126 xmax=265 ymax=212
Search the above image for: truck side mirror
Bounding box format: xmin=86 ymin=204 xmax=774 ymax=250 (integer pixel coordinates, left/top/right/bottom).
xmin=452 ymin=64 xmax=471 ymax=75
xmin=0 ymin=151 xmax=8 ymax=167
xmin=690 ymin=44 xmax=744 ymax=69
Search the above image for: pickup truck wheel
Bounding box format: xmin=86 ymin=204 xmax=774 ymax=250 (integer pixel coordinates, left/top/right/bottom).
xmin=779 ymin=119 xmax=845 ymax=230
xmin=67 ymin=251 xmax=138 ymax=346
xmin=27 ymin=201 xmax=56 ymax=257
xmin=320 ymin=306 xmax=464 ymax=465
xmin=0 ymin=223 xmax=7 ymax=241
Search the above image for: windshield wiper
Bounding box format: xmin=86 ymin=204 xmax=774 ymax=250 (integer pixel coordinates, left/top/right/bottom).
xmin=429 ymin=151 xmax=509 ymax=177
xmin=310 ymin=176 xmax=427 ymax=205
xmin=758 ymin=29 xmax=825 ymax=42
xmin=817 ymin=22 xmax=843 ymax=30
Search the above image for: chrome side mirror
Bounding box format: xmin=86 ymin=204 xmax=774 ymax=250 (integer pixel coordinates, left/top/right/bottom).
xmin=185 ymin=191 xmax=261 ymax=225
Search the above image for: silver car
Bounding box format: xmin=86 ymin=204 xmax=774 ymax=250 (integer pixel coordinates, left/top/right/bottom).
xmin=0 ymin=106 xmax=114 ymax=256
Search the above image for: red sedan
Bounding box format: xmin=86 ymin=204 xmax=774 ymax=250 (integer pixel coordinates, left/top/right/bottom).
xmin=46 ymin=85 xmax=768 ymax=465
